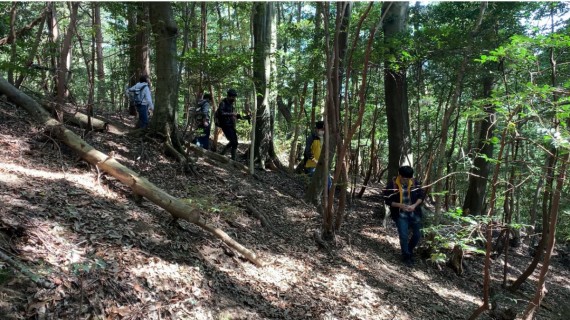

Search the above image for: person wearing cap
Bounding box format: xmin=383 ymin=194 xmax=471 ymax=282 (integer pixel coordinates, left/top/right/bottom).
xmin=192 ymin=93 xmax=212 ymax=149
xmin=383 ymin=165 xmax=425 ymax=267
xmin=218 ymin=89 xmax=239 ymax=160
xmin=303 ymin=120 xmax=332 ymax=189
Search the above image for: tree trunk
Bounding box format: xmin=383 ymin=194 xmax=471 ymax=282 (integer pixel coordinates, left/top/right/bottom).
xmin=0 ymin=76 xmax=262 ymax=267
xmin=15 ymin=7 xmax=47 ymax=89
xmin=383 ymin=1 xmax=411 ymax=180
xmin=521 ymin=152 xmax=568 ymax=319
xmin=47 ymin=2 xmax=60 ymax=96
xmin=93 ymin=3 xmax=106 ymax=105
xmin=56 ymin=2 xmax=80 ymax=119
xmin=7 ymin=2 xmax=18 ymax=85
xmin=148 ymin=3 xmax=179 ymax=145
xmin=463 ymin=76 xmax=495 ymax=215
xmin=252 ymin=2 xmax=277 ymax=168
xmin=136 ymin=3 xmax=151 ymax=78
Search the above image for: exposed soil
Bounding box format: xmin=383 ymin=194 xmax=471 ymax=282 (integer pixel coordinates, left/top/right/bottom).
xmin=0 ymin=101 xmax=568 ymax=319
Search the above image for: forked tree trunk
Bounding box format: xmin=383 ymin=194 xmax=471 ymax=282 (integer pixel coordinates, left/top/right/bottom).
xmin=0 ymin=76 xmax=262 ymax=267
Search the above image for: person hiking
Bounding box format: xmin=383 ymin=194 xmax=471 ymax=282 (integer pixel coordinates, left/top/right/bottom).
xmin=217 ymin=89 xmax=239 ymax=160
xmin=383 ymin=165 xmax=425 ymax=267
xmin=192 ymin=93 xmax=212 ymax=150
xmin=127 ymin=75 xmax=154 ymax=129
xmin=303 ymin=120 xmax=332 ymax=190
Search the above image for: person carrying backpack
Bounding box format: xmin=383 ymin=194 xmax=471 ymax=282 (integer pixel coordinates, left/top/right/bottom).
xmin=127 ymin=75 xmax=154 ymax=129
xmin=217 ymin=89 xmax=239 ymax=160
xmin=303 ymin=120 xmax=332 ymax=189
xmin=192 ymin=93 xmax=212 ymax=149
xmin=383 ymin=165 xmax=425 ymax=267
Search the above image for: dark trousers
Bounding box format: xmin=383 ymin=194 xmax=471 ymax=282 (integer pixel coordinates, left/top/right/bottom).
xmin=137 ymin=104 xmax=149 ymax=129
xmin=193 ymin=124 xmax=211 ymax=150
xmin=221 ymin=125 xmax=238 ymax=153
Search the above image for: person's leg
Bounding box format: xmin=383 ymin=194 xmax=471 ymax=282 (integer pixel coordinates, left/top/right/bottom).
xmin=396 ymin=215 xmax=411 ymax=263
xmin=220 ymin=126 xmax=231 ymax=154
xmin=408 ymin=214 xmax=422 ymax=259
xmin=137 ymin=104 xmax=149 ymax=128
xmin=227 ymin=127 xmax=238 ymax=160
xmin=202 ymin=125 xmax=211 ymax=150
xmin=197 ymin=125 xmax=210 ymax=149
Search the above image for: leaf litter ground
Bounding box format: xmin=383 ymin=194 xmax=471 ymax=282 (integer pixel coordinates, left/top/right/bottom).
xmin=0 ymin=102 xmax=569 ymax=319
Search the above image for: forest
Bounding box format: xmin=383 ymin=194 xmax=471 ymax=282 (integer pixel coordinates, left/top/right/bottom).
xmin=0 ymin=1 xmax=569 ymax=319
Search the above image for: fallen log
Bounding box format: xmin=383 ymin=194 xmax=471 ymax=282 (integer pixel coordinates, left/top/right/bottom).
xmin=0 ymin=76 xmax=263 ymax=267
xmin=42 ymin=102 xmax=108 ymax=132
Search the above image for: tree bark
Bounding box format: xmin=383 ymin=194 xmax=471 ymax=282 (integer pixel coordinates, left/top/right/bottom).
xmin=7 ymin=2 xmax=18 ymax=85
xmin=252 ymin=2 xmax=277 ymax=168
xmin=383 ymin=1 xmax=411 ymax=180
xmin=93 ymin=2 xmax=106 ymax=105
xmin=56 ymin=2 xmax=80 ymax=120
xmin=462 ymin=76 xmax=495 ymax=215
xmin=0 ymin=76 xmax=262 ymax=267
xmin=149 ymin=2 xmax=186 ymax=162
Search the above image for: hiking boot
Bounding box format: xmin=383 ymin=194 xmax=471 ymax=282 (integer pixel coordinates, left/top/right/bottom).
xmin=230 ymin=149 xmax=237 ymax=161
xmin=402 ymin=254 xmax=414 ymax=267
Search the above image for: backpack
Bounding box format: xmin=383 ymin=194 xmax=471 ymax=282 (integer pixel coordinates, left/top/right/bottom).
xmin=128 ymin=83 xmax=147 ymax=106
xmin=190 ymin=100 xmax=208 ymax=127
xmin=214 ymin=107 xmax=223 ymax=127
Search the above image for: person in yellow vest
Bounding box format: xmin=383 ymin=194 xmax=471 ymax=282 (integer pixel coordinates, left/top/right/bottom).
xmin=303 ymin=121 xmax=332 ymax=189
xmin=383 ymin=166 xmax=425 ymax=267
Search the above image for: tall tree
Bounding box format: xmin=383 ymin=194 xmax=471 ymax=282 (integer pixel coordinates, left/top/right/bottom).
xmin=55 ymin=2 xmax=79 ymax=121
xmin=252 ymin=2 xmax=277 ymax=168
xmin=382 ymin=2 xmax=411 ymax=180
xmin=148 ymin=2 xmax=186 ymax=163
xmin=462 ymin=76 xmax=495 ymax=215
xmin=93 ymin=2 xmax=105 ymax=105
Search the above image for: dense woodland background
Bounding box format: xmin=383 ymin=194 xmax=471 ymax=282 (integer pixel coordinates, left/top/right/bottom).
xmin=1 ymin=1 xmax=570 ymax=319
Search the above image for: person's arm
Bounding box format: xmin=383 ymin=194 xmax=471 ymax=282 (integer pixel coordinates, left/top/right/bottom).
xmin=144 ymin=86 xmax=154 ymax=111
xmin=201 ymin=102 xmax=210 ymax=117
xmin=408 ymin=180 xmax=425 ymax=211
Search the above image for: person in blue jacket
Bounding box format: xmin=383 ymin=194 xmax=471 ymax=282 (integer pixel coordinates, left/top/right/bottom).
xmin=127 ymin=75 xmax=154 ymax=129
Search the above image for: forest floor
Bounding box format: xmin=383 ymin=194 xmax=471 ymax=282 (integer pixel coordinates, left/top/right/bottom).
xmin=0 ymin=101 xmax=569 ymax=320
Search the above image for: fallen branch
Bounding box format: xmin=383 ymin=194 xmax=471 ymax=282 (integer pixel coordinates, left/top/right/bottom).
xmin=245 ymin=202 xmax=271 ymax=228
xmin=0 ymin=249 xmax=54 ymax=289
xmin=0 ymin=76 xmax=263 ymax=267
xmin=185 ymin=142 xmax=250 ymax=173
